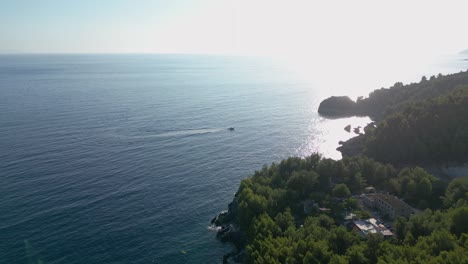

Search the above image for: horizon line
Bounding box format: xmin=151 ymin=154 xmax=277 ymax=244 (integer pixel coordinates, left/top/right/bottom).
xmin=0 ymin=51 xmax=263 ymax=56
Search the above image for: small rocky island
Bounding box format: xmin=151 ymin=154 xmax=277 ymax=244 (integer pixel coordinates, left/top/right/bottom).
xmin=317 ymin=96 xmax=358 ymax=117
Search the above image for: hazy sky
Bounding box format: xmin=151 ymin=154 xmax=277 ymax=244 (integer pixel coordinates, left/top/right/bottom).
xmin=1 ymin=0 xmax=467 ymax=58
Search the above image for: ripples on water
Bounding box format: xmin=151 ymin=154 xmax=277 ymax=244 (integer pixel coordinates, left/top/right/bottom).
xmin=0 ymin=54 xmax=466 ymax=263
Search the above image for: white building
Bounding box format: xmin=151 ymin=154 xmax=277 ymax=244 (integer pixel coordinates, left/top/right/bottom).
xmin=349 ymin=218 xmax=393 ymax=239
xmin=362 ymin=193 xmax=414 ymax=219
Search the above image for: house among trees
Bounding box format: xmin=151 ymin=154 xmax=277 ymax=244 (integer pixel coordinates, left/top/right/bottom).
xmin=364 ymin=186 xmax=376 ymax=193
xmin=362 ymin=193 xmax=414 ymax=219
xmin=348 ymin=218 xmax=393 ymax=239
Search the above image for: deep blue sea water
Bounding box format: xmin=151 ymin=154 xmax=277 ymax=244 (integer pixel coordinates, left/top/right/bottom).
xmin=1 ymin=54 xmax=467 ymax=263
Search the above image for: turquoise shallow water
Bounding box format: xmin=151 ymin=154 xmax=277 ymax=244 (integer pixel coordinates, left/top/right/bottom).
xmin=0 ymin=54 xmax=466 ymax=263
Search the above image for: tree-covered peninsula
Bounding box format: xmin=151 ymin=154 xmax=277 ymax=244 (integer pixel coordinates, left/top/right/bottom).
xmin=214 ymin=70 xmax=468 ymax=263
xmin=363 ymin=85 xmax=468 ymax=164
xmin=323 ymin=71 xmax=468 ymax=165
xmin=318 ymin=70 xmax=468 ymax=120
xmin=213 ymin=155 xmax=468 ymax=263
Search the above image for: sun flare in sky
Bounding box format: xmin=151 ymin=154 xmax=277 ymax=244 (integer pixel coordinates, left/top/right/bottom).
xmin=2 ymin=0 xmax=467 ymax=99
xmin=1 ymin=0 xmax=467 ymax=58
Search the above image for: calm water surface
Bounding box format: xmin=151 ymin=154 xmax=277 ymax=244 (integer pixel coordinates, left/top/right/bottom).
xmin=0 ymin=54 xmax=466 ymax=263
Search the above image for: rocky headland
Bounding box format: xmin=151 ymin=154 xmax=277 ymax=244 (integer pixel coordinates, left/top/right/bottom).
xmin=211 ymin=199 xmax=246 ymax=263
xmin=317 ymin=96 xmax=359 ymax=117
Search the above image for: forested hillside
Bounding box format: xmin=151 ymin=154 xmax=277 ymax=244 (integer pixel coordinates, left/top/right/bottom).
xmin=318 ymin=70 xmax=468 ymax=120
xmin=363 ymin=85 xmax=468 ymax=164
xmin=214 ymin=156 xmax=468 ymax=263
xmin=217 ymin=70 xmax=468 ymax=263
xmin=360 ymin=71 xmax=468 ymax=118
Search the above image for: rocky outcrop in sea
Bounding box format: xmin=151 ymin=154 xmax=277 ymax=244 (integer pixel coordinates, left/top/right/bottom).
xmin=318 ymin=96 xmax=357 ymax=117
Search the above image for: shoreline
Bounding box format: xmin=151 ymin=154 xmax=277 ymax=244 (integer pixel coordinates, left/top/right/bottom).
xmin=211 ymin=200 xmax=246 ymax=263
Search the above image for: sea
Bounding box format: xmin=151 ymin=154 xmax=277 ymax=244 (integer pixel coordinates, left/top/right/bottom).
xmin=1 ymin=53 xmax=467 ymax=263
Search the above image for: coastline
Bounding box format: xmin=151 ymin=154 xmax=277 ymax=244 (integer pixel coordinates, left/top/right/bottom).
xmin=211 ymin=69 xmax=468 ymax=263
xmin=211 ymin=199 xmax=246 ymax=263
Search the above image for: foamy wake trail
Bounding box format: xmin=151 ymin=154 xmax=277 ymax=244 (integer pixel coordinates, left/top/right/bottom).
xmin=154 ymin=128 xmax=223 ymax=137
xmin=105 ymin=128 xmax=225 ymax=142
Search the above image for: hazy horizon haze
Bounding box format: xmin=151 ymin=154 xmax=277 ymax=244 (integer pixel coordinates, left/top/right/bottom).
xmin=1 ymin=0 xmax=467 ymax=60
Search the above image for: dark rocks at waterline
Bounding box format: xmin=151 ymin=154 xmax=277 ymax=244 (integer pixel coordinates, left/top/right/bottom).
xmin=212 ymin=199 xmax=246 ymax=263
xmin=353 ymin=126 xmax=361 ymax=134
xmin=211 ymin=200 xmax=237 ymax=226
xmin=344 ymin=124 xmax=351 ymax=132
xmin=337 ymin=134 xmax=366 ymax=157
xmin=214 ymin=219 xmax=244 ymax=250
xmin=337 ymin=122 xmax=376 ymax=157
xmin=211 ymin=211 xmax=230 ymax=226
xmin=218 ymin=224 xmax=242 ymax=244
xmin=223 ymin=250 xmax=246 ymax=264
xmin=215 ymin=222 xmax=245 ymax=263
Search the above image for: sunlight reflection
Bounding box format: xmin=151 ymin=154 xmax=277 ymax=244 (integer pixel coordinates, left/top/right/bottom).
xmin=297 ymin=115 xmax=372 ymax=160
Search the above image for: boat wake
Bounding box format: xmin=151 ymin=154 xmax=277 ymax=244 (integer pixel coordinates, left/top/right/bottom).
xmin=150 ymin=128 xmax=224 ymax=138
xmin=74 ymin=127 xmax=225 ymax=147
